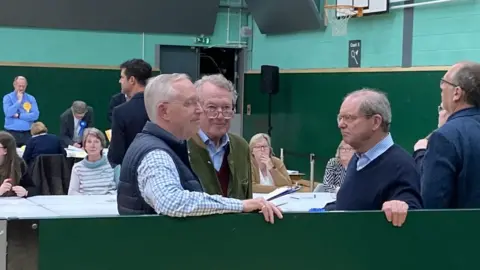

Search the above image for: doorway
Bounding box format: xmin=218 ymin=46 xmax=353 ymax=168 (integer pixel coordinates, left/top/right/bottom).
xmin=156 ymin=45 xmax=245 ymax=136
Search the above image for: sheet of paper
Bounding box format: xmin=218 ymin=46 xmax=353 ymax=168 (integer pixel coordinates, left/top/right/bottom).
xmin=67 ymin=145 xmax=83 ymax=151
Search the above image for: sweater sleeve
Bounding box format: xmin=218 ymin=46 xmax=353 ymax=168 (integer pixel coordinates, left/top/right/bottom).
xmin=386 ymin=161 xmax=423 ymax=209
xmin=68 ymin=165 xmax=81 ymax=195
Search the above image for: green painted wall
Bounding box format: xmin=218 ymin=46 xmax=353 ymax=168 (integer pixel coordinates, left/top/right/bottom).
xmin=36 ymin=210 xmax=480 ymax=269
xmin=0 ymin=66 xmax=122 ymax=134
xmin=243 ymin=70 xmax=444 ymax=179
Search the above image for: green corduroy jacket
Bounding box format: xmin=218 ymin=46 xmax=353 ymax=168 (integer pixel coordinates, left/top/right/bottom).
xmin=188 ymin=132 xmax=252 ymax=199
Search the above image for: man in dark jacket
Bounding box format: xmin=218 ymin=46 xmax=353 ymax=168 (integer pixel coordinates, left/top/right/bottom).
xmin=108 ymin=59 xmax=152 ymax=167
xmin=59 ymin=100 xmax=94 ymax=148
xmin=107 ymin=92 xmax=126 ymax=127
xmin=420 ymin=62 xmax=480 ymax=209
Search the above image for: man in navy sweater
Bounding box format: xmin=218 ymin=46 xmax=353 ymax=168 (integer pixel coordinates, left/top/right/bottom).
xmin=332 ymin=89 xmax=422 ymax=227
xmin=419 ymin=62 xmax=480 ymax=209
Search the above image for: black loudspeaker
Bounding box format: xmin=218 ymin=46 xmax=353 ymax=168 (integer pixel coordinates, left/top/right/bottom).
xmin=260 ymin=65 xmax=280 ymax=95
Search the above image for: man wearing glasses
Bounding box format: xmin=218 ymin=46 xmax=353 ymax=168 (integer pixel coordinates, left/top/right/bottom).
xmin=421 ymin=62 xmax=480 ymax=209
xmin=188 ymin=74 xmax=252 ymax=199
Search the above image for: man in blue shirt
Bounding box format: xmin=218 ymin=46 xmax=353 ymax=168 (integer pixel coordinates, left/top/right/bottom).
xmin=2 ymin=76 xmax=40 ymax=147
xmin=332 ymin=89 xmax=422 ymax=227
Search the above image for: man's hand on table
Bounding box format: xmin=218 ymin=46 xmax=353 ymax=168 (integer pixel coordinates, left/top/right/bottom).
xmin=243 ymin=197 xmax=283 ymax=224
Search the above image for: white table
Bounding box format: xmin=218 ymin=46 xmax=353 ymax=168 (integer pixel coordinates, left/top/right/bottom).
xmin=28 ymin=194 xmax=116 ymax=205
xmin=16 ymin=148 xmax=109 ymax=159
xmin=253 ymin=192 xmax=336 ymax=212
xmin=0 ymin=195 xmax=118 ymax=219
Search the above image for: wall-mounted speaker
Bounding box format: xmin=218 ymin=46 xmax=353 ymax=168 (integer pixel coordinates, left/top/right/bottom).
xmin=260 ymin=65 xmax=280 ymax=95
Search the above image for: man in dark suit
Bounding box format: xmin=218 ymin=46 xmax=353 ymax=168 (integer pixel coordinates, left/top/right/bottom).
xmin=59 ymin=100 xmax=94 ymax=148
xmin=107 ymin=92 xmax=127 ymax=127
xmin=418 ymin=61 xmax=480 ymax=209
xmin=108 ymin=59 xmax=152 ymax=167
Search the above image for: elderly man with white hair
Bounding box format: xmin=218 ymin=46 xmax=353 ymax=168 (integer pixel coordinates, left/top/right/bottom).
xmin=117 ymin=73 xmax=282 ymax=223
xmin=188 ymin=74 xmax=252 ymax=200
xmin=329 ymin=88 xmax=422 ymax=227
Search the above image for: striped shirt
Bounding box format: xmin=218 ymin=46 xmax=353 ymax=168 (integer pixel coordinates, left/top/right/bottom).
xmin=137 ymin=150 xmax=243 ymax=217
xmin=322 ymin=158 xmax=346 ymax=191
xmin=68 ymin=156 xmax=118 ymax=195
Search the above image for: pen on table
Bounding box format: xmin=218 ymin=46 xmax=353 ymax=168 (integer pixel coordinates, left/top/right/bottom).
xmin=290 ymin=195 xmax=316 ymax=199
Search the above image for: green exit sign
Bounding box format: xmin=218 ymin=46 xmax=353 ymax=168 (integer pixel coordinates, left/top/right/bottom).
xmin=195 ymin=37 xmax=210 ymax=45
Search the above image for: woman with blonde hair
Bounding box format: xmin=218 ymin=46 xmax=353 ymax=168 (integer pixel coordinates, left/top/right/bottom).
xmin=249 ymin=133 xmax=292 ymax=193
xmin=68 ymin=128 xmax=118 ymax=195
xmin=0 ymin=131 xmax=37 ymax=197
xmin=321 ymin=140 xmax=354 ymax=191
xmin=22 ymin=121 xmax=63 ymax=165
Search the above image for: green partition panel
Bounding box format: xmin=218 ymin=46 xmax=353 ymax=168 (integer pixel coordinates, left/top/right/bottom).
xmin=243 ymin=70 xmax=445 ymax=180
xmin=38 ymin=211 xmax=478 ymax=270
xmin=0 ymin=65 xmax=122 ymax=134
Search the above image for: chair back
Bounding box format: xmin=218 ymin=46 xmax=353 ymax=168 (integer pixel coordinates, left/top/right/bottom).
xmin=29 ymin=154 xmax=72 ymax=195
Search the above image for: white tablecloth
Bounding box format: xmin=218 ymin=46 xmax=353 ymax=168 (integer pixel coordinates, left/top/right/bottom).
xmin=16 ymin=147 xmax=109 ymax=159
xmin=0 ymin=195 xmax=118 ymax=219
xmin=0 ymin=191 xmax=335 ymax=219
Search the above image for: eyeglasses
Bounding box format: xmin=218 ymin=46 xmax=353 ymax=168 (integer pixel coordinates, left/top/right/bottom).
xmin=440 ymin=78 xmax=459 ymax=88
xmin=204 ymin=106 xmax=235 ymax=119
xmin=253 ymin=145 xmax=269 ymax=151
xmin=337 ymin=114 xmax=359 ymax=124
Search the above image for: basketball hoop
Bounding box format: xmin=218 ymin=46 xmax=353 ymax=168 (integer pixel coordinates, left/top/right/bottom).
xmin=324 ymin=5 xmax=363 ymax=36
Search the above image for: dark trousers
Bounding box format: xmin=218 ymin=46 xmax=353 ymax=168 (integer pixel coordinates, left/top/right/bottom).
xmin=7 ymin=130 xmax=31 ymax=147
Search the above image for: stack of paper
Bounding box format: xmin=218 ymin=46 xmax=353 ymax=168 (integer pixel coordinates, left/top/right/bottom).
xmin=65 ymin=146 xmax=87 ymax=159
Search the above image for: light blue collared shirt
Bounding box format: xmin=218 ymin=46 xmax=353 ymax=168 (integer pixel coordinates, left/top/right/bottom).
xmin=355 ymin=133 xmax=394 ymax=171
xmin=198 ymin=129 xmax=230 ymax=171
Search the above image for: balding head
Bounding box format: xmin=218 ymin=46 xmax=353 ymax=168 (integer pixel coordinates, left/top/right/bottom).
xmin=13 ymin=76 xmax=28 ymax=93
xmin=144 ymin=73 xmax=191 ymax=122
xmin=144 ymin=73 xmax=202 ymax=140
xmin=441 ymin=61 xmax=480 ymax=114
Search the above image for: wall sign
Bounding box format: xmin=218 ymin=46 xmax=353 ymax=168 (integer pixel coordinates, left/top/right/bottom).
xmin=348 ymin=40 xmax=362 ymax=68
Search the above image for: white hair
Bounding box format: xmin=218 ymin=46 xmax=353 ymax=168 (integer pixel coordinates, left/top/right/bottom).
xmin=194 ymin=74 xmax=238 ymax=105
xmin=144 ymin=73 xmax=190 ymax=122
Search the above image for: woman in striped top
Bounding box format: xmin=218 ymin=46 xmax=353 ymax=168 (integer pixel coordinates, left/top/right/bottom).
xmin=322 ymin=141 xmax=354 ymax=191
xmin=68 ymin=128 xmax=119 ymax=195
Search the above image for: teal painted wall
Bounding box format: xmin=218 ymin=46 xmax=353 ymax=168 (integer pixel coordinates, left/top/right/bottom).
xmin=250 ymin=9 xmax=403 ymax=69
xmin=250 ymin=0 xmax=480 ymax=69
xmin=412 ymin=0 xmax=480 ymax=65
xmin=0 ymin=8 xmax=248 ymax=66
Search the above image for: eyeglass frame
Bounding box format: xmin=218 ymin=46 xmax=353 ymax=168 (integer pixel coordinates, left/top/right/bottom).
xmin=202 ymin=104 xmax=236 ymax=119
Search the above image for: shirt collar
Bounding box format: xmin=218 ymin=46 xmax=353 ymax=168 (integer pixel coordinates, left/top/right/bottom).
xmin=356 ymin=133 xmax=394 ymax=160
xmin=198 ymin=129 xmax=230 ymax=148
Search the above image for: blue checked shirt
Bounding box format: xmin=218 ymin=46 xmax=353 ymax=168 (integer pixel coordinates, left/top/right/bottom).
xmin=137 ymin=150 xmax=244 ymax=217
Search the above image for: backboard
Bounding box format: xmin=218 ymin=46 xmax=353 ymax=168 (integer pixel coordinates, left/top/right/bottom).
xmin=335 ymin=0 xmax=389 ymax=17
